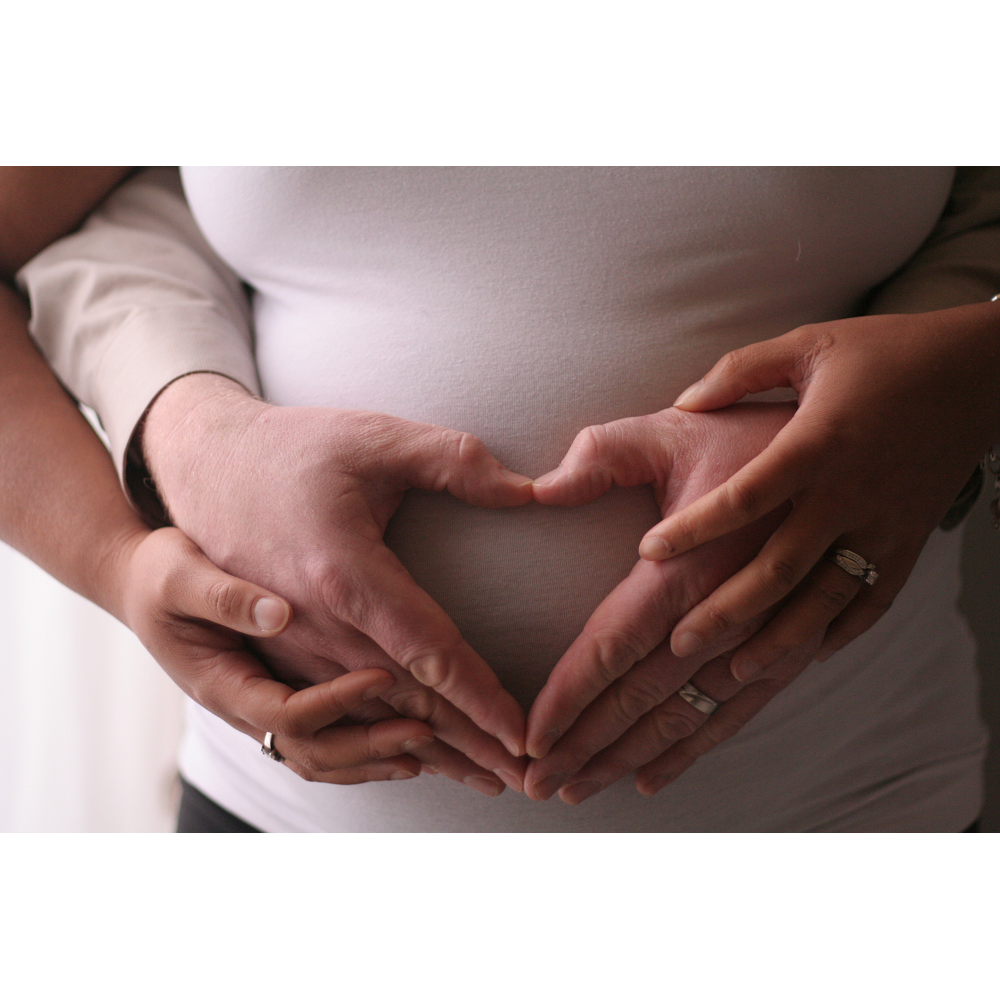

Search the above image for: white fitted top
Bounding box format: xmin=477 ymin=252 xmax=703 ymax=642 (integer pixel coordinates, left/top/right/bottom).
xmin=177 ymin=167 xmax=986 ymax=831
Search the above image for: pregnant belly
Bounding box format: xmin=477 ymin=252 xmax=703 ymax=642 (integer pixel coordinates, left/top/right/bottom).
xmin=384 ymin=486 xmax=663 ymax=709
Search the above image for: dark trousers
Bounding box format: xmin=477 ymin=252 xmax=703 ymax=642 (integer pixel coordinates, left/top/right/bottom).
xmin=176 ymin=776 xmax=984 ymax=833
xmin=176 ymin=777 xmax=261 ymax=833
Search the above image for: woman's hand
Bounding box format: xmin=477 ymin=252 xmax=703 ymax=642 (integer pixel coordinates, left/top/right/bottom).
xmin=539 ymin=640 xmax=800 ymax=803
xmin=641 ymin=303 xmax=1000 ymax=681
xmin=142 ymin=374 xmax=534 ymax=794
xmin=118 ymin=526 xmax=437 ymax=784
xmin=523 ymin=403 xmax=794 ymax=800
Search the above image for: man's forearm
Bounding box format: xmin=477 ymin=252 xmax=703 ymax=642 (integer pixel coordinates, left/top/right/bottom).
xmin=16 ymin=167 xmax=260 ymax=499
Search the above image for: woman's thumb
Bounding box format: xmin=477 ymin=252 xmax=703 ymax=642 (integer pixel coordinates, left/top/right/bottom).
xmin=177 ymin=554 xmax=292 ymax=637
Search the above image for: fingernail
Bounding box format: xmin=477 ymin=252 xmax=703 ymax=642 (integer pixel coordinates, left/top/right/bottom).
xmin=421 ymin=765 xmax=439 ymax=775
xmin=639 ymin=536 xmax=671 ymax=560
xmin=401 ymin=734 xmax=434 ymax=752
xmin=499 ymin=735 xmax=525 ymax=758
xmin=253 ymin=597 xmax=288 ymax=632
xmin=505 ymin=471 xmax=535 ymax=489
xmin=532 ymin=468 xmax=562 ymax=487
xmin=673 ymin=381 xmax=704 ymax=408
xmin=528 ymin=730 xmax=561 ymax=759
xmin=672 ymin=631 xmax=704 ymax=658
xmin=363 ymin=682 xmax=393 ymax=700
xmin=464 ymin=775 xmax=503 ymax=797
xmin=560 ymin=780 xmax=602 ymax=804
xmin=532 ymin=773 xmax=567 ymax=800
xmin=390 ymin=770 xmax=416 ymax=780
xmin=494 ymin=769 xmax=523 ymax=793
xmin=640 ymin=773 xmax=675 ymax=795
xmin=733 ymin=659 xmax=762 ymax=682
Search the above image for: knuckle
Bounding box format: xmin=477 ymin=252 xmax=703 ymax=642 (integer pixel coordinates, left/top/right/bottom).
xmin=281 ymin=712 xmax=314 ymax=741
xmin=815 ymin=581 xmax=856 ymax=613
xmin=312 ymin=561 xmax=368 ymax=625
xmin=703 ymin=604 xmax=737 ymax=635
xmin=250 ymin=691 xmax=287 ymax=736
xmin=650 ymin=703 xmax=701 ymax=745
xmin=295 ymin=744 xmax=326 ymax=774
xmin=589 ymin=625 xmax=648 ymax=685
xmin=342 ymin=769 xmax=377 ymax=785
xmin=361 ymin=731 xmax=389 ymax=761
xmin=609 ymin=674 xmax=666 ymax=724
xmin=384 ymin=684 xmax=437 ymax=722
xmin=202 ymin=578 xmax=246 ymax=622
xmin=759 ymin=552 xmax=801 ymax=592
xmin=402 ymin=641 xmax=465 ymax=694
xmin=724 ymin=476 xmax=761 ymax=521
xmin=714 ymin=350 xmax=744 ymax=381
xmin=802 ymin=324 xmax=836 ymax=360
xmin=193 ymin=686 xmax=225 ymax=720
xmin=454 ymin=431 xmax=488 ymax=467
xmin=569 ymin=423 xmax=610 ymax=466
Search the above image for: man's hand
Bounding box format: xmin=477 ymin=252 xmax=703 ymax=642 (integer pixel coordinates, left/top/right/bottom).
xmin=142 ymin=374 xmax=534 ymax=794
xmin=523 ymin=403 xmax=795 ymax=801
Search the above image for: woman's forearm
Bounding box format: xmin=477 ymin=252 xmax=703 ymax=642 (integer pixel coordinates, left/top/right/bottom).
xmin=0 ymin=283 xmax=146 ymax=621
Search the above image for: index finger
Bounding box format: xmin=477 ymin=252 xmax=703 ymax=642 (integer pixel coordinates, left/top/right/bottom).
xmin=525 ymin=558 xmax=691 ymax=759
xmin=199 ymin=653 xmax=419 ymax=741
xmin=553 ymin=652 xmax=740 ymax=802
xmin=333 ymin=540 xmax=527 ymax=757
xmin=526 ymin=509 xmax=782 ymax=760
xmin=524 ymin=639 xmax=702 ymax=800
xmin=638 ymin=426 xmax=817 ymax=561
xmin=636 ymin=670 xmax=803 ymax=796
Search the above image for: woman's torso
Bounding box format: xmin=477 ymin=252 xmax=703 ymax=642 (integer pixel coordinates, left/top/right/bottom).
xmin=177 ymin=167 xmax=986 ymax=831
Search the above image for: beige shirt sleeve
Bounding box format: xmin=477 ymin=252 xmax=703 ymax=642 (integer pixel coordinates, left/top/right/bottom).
xmin=16 ymin=165 xmax=999 ymax=525
xmin=868 ymin=166 xmax=1000 ymax=314
xmin=16 ymin=167 xmax=260 ymax=496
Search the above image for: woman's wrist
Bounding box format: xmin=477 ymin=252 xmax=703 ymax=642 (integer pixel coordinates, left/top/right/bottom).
xmin=941 ymin=300 xmax=1000 ymax=445
xmin=91 ymin=522 xmax=153 ymax=625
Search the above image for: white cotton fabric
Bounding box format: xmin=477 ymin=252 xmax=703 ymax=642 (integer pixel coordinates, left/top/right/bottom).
xmin=176 ymin=167 xmax=986 ymax=831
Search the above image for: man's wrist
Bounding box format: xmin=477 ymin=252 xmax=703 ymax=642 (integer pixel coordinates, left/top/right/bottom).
xmin=143 ymin=372 xmax=254 ymax=462
xmin=129 ymin=372 xmax=263 ymax=530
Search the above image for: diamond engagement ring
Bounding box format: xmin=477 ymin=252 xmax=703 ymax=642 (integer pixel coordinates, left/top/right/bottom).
xmin=678 ymin=682 xmax=721 ymax=715
xmin=830 ymin=547 xmax=878 ymax=586
xmin=261 ymin=731 xmax=284 ymax=762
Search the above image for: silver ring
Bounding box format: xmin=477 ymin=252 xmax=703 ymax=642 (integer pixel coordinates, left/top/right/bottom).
xmin=678 ymin=682 xmax=720 ymax=715
xmin=830 ymin=547 xmax=878 ymax=586
xmin=261 ymin=731 xmax=284 ymax=762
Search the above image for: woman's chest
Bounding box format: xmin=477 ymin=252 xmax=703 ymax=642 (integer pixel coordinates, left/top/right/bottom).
xmin=180 ymin=167 xmax=954 ymax=474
